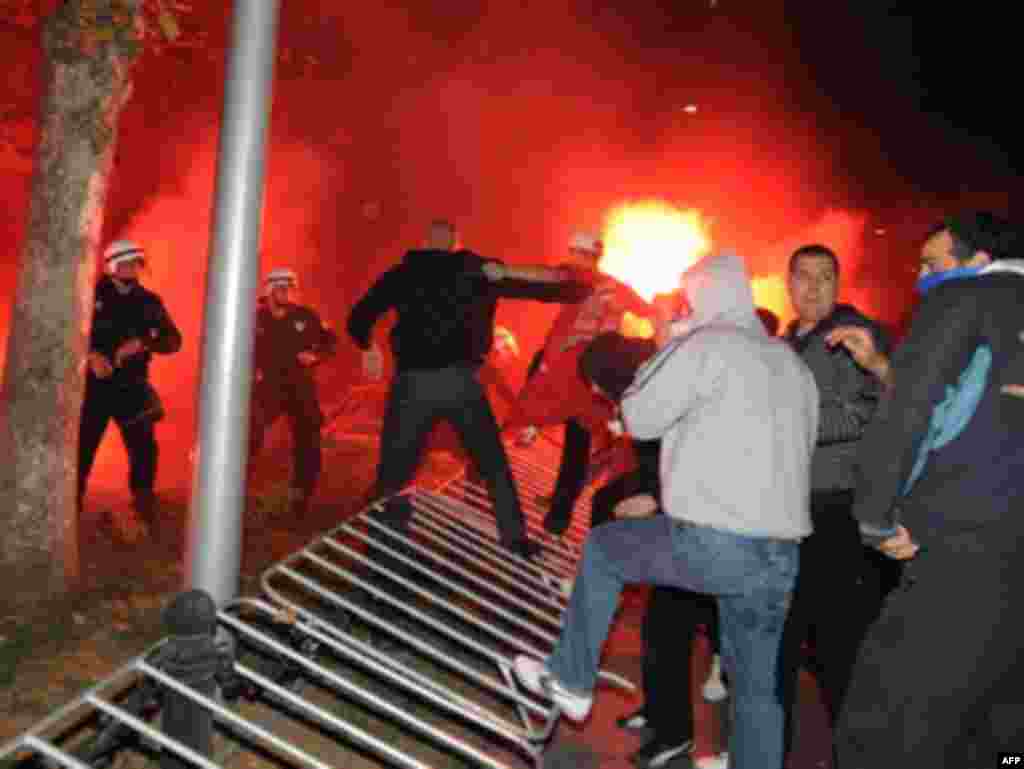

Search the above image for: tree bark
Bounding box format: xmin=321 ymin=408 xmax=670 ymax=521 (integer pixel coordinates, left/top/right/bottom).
xmin=0 ymin=0 xmax=141 ymax=601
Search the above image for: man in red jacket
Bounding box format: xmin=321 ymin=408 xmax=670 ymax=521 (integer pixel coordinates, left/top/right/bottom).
xmin=509 ymin=230 xmax=655 ymax=537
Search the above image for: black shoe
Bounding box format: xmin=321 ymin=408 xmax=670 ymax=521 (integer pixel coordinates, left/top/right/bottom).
xmin=629 ymin=734 xmax=695 ymax=769
xmin=506 ymin=538 xmax=542 ymax=560
xmin=616 ymin=706 xmax=649 ymax=732
xmin=543 ymin=519 xmax=570 ymax=537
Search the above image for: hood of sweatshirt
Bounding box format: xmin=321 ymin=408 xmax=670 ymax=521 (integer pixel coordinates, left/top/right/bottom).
xmin=674 ymin=252 xmax=762 ymax=337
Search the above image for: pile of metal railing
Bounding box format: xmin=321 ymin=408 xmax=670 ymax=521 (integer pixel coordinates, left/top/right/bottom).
xmin=0 ymin=438 xmax=633 ymax=769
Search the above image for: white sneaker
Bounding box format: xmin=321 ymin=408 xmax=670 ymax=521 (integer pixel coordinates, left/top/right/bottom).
xmin=511 ymin=655 xmax=593 ymax=722
xmin=694 ymin=752 xmax=729 ymax=769
xmin=702 ymin=653 xmax=728 ymax=703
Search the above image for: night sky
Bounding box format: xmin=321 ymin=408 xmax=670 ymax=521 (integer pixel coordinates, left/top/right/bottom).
xmin=0 ymin=1 xmax=1018 ymax=488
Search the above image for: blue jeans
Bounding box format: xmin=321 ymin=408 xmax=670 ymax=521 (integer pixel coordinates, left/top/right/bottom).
xmin=547 ymin=516 xmax=799 ymax=769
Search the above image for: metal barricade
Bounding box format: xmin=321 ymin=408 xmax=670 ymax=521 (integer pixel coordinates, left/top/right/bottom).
xmin=0 ymin=431 xmax=634 ymax=769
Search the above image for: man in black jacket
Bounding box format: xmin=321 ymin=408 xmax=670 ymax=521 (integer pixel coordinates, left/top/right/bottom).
xmin=778 ymin=244 xmax=897 ymax=751
xmin=828 ymin=212 xmax=1024 ymax=769
xmin=346 ymin=219 xmax=588 ymax=558
xmin=249 ymin=267 xmax=337 ymax=517
xmin=78 ymin=239 xmax=182 ymax=541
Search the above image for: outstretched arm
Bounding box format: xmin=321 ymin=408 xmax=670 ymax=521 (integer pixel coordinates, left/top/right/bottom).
xmin=483 ymin=262 xmax=573 ymax=283
xmin=482 ymin=260 xmax=592 ymax=303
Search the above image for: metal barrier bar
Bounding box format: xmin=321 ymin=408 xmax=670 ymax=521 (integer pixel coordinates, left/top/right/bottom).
xmin=373 ymin=493 xmax=573 ymax=592
xmin=21 ymin=736 xmax=95 ymax=769
xmin=86 ymin=694 xmax=222 ymax=769
xmin=410 ymin=489 xmax=578 ymax=576
xmin=219 ymin=601 xmax=529 ymax=769
xmin=229 ymin=662 xmax=431 ymax=769
xmin=352 ymin=518 xmax=564 ymax=629
xmin=0 ymin=431 xmax=636 ymax=769
xmin=401 ymin=500 xmax=569 ymax=611
xmin=446 ymin=478 xmax=589 ymax=554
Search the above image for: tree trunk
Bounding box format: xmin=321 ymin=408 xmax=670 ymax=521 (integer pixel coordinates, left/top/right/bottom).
xmin=0 ymin=1 xmax=141 ymax=601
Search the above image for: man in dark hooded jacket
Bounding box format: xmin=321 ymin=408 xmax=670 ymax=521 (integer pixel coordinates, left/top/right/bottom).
xmin=829 ymin=212 xmax=1024 ymax=769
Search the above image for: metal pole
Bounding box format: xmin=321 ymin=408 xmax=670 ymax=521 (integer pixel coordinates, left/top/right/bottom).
xmin=187 ymin=0 xmax=280 ymax=605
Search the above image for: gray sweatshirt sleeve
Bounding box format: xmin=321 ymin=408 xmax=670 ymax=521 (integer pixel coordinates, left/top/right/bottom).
xmin=620 ymin=332 xmax=721 ymax=440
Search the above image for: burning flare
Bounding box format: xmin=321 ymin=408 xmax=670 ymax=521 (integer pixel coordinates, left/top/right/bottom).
xmin=599 ymin=200 xmax=712 ymax=302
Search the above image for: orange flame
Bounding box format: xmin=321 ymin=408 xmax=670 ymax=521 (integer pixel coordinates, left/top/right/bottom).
xmin=599 ymin=201 xmax=712 ymax=302
xmin=751 ymin=274 xmax=791 ymax=327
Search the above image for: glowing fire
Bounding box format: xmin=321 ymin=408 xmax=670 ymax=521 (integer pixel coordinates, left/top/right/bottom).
xmin=599 ymin=201 xmax=712 ymax=302
xmin=751 ymin=274 xmax=791 ymax=329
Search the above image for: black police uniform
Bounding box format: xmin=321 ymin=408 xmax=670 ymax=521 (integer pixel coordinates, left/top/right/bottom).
xmin=78 ymin=276 xmax=182 ymax=520
xmin=249 ymin=299 xmax=337 ymax=513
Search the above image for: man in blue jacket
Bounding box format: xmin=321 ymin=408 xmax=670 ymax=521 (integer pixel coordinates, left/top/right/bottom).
xmin=829 ymin=212 xmax=1024 ymax=768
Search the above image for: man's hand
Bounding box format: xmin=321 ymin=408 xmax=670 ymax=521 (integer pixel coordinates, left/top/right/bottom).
xmin=363 ymin=345 xmax=384 ymax=381
xmin=481 ymin=262 xmax=507 ymax=282
xmin=297 ymin=351 xmax=319 ymax=367
xmin=88 ymin=352 xmax=114 ymax=379
xmin=825 ymin=325 xmax=891 ymax=384
xmin=876 ymin=525 xmax=920 ymax=560
xmin=614 ymin=493 xmax=658 ymax=519
xmin=620 ymin=312 xmax=654 ymax=339
xmin=114 ymin=338 xmax=145 ymax=367
xmin=650 ymin=293 xmax=675 ymax=347
xmin=651 ymin=290 xmax=691 ymax=347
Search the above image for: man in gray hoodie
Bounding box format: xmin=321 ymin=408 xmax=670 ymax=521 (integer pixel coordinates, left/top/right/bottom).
xmin=512 ymin=252 xmax=819 ymax=769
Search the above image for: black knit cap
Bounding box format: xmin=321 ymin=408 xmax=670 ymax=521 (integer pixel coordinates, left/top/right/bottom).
xmin=578 ymin=332 xmax=657 ymax=403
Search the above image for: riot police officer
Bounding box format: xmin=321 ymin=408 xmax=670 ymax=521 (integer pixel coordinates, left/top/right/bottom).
xmin=249 ymin=268 xmax=337 ymax=516
xmin=78 ymin=239 xmax=182 ymax=541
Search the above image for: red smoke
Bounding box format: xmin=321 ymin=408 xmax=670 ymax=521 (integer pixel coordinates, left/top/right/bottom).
xmin=2 ymin=1 xmax=1019 ymax=504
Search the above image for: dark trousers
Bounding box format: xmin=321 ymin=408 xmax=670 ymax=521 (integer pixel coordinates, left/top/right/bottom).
xmin=835 ymin=533 xmax=1024 ymax=768
xmin=372 ymin=365 xmax=528 ymax=548
xmin=781 ymin=490 xmax=897 ymax=754
xmin=543 ymin=418 xmax=591 ymax=535
xmin=78 ymin=378 xmax=158 ymax=512
xmin=643 ymin=584 xmax=718 ymax=738
xmin=250 ymin=377 xmax=324 ymax=500
xmin=590 ymin=461 xmax=656 ymax=530
xmin=592 ymin=462 xmax=717 ymax=738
